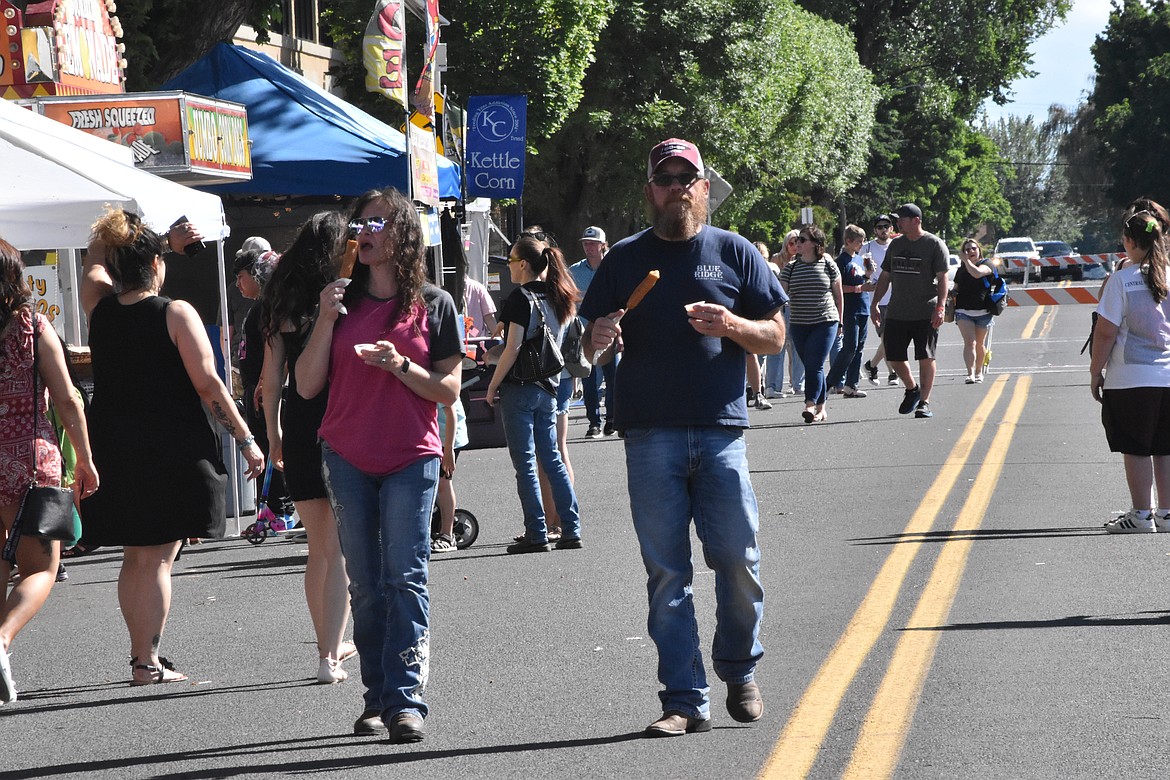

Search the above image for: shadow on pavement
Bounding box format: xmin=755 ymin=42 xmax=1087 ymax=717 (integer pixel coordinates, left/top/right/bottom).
xmin=902 ymin=610 xmax=1170 ymax=632
xmin=848 ymin=527 xmax=1103 ymax=545
xmin=0 ymin=731 xmax=648 ymax=779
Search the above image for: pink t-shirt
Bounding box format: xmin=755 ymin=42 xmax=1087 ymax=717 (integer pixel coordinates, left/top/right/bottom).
xmin=318 ymin=287 xmax=462 ymax=475
xmin=463 ymin=277 xmax=497 ymax=337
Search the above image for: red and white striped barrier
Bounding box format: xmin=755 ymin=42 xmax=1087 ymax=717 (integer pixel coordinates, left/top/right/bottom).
xmin=1000 ymin=253 xmax=1124 ymax=269
xmin=1006 ymin=287 xmax=1100 ymax=307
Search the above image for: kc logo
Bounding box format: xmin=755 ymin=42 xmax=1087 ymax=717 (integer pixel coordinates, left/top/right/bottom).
xmin=473 ymin=101 xmax=519 ymax=143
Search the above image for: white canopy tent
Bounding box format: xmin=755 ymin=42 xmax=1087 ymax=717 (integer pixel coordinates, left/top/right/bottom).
xmin=0 ymin=98 xmax=249 ymax=528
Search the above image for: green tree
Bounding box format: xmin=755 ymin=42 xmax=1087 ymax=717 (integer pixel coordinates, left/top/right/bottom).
xmin=514 ymin=0 xmax=878 ymax=244
xmin=1086 ymin=0 xmax=1170 ymax=209
xmin=794 ymin=0 xmax=1071 ymax=237
xmin=116 ymin=0 xmax=280 ymax=90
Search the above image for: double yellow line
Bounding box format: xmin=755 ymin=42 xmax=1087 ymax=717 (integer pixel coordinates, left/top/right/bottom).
xmin=759 ymin=374 xmax=1031 ymax=779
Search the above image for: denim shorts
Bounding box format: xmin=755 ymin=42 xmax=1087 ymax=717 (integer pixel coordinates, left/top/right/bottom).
xmin=955 ymin=310 xmax=994 ymax=329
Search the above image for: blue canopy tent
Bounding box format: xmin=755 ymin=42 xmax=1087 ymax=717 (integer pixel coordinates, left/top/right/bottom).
xmin=162 ymin=43 xmax=460 ymax=199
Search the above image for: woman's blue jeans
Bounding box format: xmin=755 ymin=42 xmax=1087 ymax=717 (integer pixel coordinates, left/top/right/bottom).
xmin=789 ymin=320 xmax=838 ymax=405
xmin=826 ymin=312 xmax=870 ymax=390
xmin=499 ymin=383 xmax=581 ymax=542
xmin=321 ymin=446 xmax=437 ymax=720
xmin=623 ymin=425 xmax=764 ymax=719
xmin=765 ymin=306 xmax=804 ymax=393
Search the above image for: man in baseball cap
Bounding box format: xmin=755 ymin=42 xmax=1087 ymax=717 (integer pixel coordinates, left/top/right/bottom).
xmin=870 ymin=203 xmax=949 ymax=419
xmin=570 ymin=226 xmax=614 ymax=437
xmin=579 ymin=137 xmax=787 ymax=736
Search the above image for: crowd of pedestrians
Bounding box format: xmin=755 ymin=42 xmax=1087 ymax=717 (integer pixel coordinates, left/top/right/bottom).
xmin=3 ymin=132 xmax=1144 ymax=748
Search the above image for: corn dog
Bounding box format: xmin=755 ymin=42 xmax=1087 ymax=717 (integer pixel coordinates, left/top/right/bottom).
xmin=340 ymin=239 xmax=359 ymax=279
xmin=591 ymin=270 xmax=660 ymax=363
xmin=624 ymin=270 xmax=660 ymax=312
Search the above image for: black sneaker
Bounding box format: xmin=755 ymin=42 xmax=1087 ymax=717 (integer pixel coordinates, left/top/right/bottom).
xmin=865 ymin=360 xmax=879 ymax=385
xmin=507 ymin=538 xmax=551 ymax=554
xmin=914 ymin=401 xmax=933 ymax=419
xmin=586 ymin=425 xmax=602 ymax=439
xmin=55 ymin=563 xmax=68 ymax=583
xmin=898 ymin=385 xmax=921 ymax=415
xmin=887 ymin=371 xmax=899 ymax=386
xmin=603 ymin=422 xmax=616 ymax=436
xmin=554 ymin=537 xmax=583 ymax=550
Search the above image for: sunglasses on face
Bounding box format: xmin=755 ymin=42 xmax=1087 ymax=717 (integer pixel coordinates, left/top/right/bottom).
xmin=875 ymin=224 xmax=891 ymax=230
xmin=796 ymin=236 xmax=813 ymax=244
xmin=963 ymin=245 xmax=979 ymax=252
xmin=349 ymin=217 xmax=387 ymax=234
xmin=649 ymin=171 xmax=703 ymax=188
xmin=507 ymin=256 xmax=524 ymax=264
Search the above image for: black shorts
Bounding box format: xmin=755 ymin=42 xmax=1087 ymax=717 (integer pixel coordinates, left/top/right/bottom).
xmin=1101 ymin=386 xmax=1170 ymax=456
xmin=883 ymin=318 xmax=938 ymax=362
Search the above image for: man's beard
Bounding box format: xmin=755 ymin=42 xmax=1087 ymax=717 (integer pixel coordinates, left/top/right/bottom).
xmin=652 ymin=193 xmax=708 ymax=240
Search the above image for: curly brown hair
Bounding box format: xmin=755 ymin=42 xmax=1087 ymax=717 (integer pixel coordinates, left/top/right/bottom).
xmin=0 ymin=239 xmax=31 ymax=337
xmin=343 ymin=188 xmax=427 ymax=332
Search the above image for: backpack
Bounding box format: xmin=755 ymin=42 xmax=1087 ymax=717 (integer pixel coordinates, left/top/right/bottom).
xmin=982 ymin=268 xmax=1008 ymax=315
xmin=560 ymin=316 xmax=592 ymax=378
xmin=509 ymin=288 xmax=565 ymax=383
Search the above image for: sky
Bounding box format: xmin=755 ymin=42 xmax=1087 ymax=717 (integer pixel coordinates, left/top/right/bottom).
xmin=981 ymin=0 xmax=1112 ymax=123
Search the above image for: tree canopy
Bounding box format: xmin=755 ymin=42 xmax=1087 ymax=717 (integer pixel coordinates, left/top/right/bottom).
xmin=1084 ymin=0 xmax=1170 ymax=210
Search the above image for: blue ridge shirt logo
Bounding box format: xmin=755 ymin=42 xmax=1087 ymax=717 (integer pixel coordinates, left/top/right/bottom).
xmin=695 ymin=265 xmax=723 ymax=281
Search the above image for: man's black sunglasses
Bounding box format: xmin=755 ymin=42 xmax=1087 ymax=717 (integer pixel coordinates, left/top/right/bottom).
xmin=649 ymin=171 xmax=704 ymax=188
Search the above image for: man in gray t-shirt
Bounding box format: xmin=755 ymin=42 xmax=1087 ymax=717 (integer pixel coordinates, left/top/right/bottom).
xmin=870 ymin=203 xmax=949 ymax=418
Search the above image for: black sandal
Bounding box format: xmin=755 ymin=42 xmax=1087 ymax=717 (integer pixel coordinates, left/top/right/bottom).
xmin=129 ymin=656 xmax=188 ymax=686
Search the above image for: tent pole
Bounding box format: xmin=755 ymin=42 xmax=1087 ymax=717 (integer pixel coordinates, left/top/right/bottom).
xmin=214 ymin=238 xmax=242 ymax=536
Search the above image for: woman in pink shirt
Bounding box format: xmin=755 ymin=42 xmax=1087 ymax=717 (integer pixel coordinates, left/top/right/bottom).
xmin=296 ymin=188 xmax=462 ymax=744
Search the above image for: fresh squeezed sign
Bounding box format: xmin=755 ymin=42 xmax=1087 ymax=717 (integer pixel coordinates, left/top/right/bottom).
xmin=466 ymin=95 xmax=525 ymax=199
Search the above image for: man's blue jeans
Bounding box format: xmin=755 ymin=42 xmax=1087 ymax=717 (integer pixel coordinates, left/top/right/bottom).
xmin=623 ymin=426 xmax=764 ymax=719
xmin=825 ymin=311 xmax=869 ymax=390
xmin=321 ymin=446 xmax=437 ymax=720
xmin=499 ymin=383 xmax=581 ymax=542
xmin=583 ymin=358 xmax=617 ymax=428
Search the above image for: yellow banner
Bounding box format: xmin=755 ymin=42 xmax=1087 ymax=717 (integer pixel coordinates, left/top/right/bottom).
xmin=363 ymin=0 xmax=407 ymax=108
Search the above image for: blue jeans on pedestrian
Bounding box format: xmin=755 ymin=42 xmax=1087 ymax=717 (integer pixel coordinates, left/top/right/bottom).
xmin=789 ymin=320 xmax=837 ymax=405
xmin=765 ymin=306 xmax=803 ymax=394
xmin=825 ymin=312 xmax=870 ymax=390
xmin=623 ymin=426 xmax=764 ymax=719
xmin=321 ymin=445 xmax=437 ymax=720
xmin=499 ymin=383 xmax=581 ymax=542
xmin=583 ymin=357 xmax=617 ymax=428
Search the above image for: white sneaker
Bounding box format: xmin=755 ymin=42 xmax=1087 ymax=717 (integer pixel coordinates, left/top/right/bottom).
xmin=1156 ymin=512 xmax=1170 ymax=532
xmin=974 ymin=374 xmax=984 ymax=383
xmin=965 ymin=375 xmax=976 ymax=385
xmin=317 ymin=656 xmax=349 ymax=684
xmin=842 ymin=386 xmax=867 ymax=398
xmin=1104 ymin=510 xmax=1156 ymax=534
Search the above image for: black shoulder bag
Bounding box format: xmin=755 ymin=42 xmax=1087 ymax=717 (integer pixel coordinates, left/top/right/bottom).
xmin=509 ymin=288 xmax=565 ymax=383
xmin=4 ymin=320 xmax=76 ymax=558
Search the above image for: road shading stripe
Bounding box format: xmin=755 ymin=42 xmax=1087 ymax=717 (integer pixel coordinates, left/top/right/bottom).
xmin=841 ymin=375 xmax=1031 ymax=779
xmin=757 ymin=375 xmax=1011 ymax=780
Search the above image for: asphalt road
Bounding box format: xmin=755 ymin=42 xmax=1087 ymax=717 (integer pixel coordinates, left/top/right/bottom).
xmin=4 ymin=292 xmax=1163 ymax=780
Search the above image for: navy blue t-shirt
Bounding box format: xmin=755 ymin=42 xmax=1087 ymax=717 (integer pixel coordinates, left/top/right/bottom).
xmin=579 ymin=226 xmax=787 ymax=430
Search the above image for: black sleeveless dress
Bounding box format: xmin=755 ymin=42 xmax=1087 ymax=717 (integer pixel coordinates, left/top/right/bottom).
xmin=279 ymin=324 xmax=328 ymax=501
xmin=80 ymin=295 xmax=227 ymax=545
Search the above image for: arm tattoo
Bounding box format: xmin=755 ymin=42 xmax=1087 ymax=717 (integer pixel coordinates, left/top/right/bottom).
xmin=211 ymin=401 xmax=238 ymax=437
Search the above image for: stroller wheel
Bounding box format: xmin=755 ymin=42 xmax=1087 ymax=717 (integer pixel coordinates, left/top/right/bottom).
xmin=452 ymin=509 xmax=479 ymax=550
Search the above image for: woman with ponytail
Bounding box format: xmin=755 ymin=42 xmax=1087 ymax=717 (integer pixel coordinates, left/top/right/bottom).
xmin=1091 ymin=204 xmax=1170 ymax=534
xmin=486 ymin=235 xmax=583 ymax=554
xmin=80 ymin=208 xmax=264 ymax=685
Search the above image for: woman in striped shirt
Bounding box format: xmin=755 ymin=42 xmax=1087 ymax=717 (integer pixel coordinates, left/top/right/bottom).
xmin=780 ymin=226 xmax=843 ymax=423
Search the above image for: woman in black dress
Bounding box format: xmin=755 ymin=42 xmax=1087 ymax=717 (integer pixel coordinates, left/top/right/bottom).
xmin=81 ymin=209 xmax=264 ymax=686
xmin=259 ymin=212 xmax=353 ymax=685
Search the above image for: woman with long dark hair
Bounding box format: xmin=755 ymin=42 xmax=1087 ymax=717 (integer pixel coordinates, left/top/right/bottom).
xmin=0 ymin=239 xmax=97 ymax=704
xmin=80 ymin=209 xmax=263 ymax=685
xmin=259 ymin=212 xmax=354 ymax=684
xmin=1092 ymin=206 xmax=1170 ymax=534
xmin=485 ymin=235 xmax=583 ymax=554
xmin=296 ymin=188 xmax=462 ymax=743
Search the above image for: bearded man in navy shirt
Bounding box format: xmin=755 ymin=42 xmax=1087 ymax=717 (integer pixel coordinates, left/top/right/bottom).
xmin=580 ymin=138 xmax=787 ymax=737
